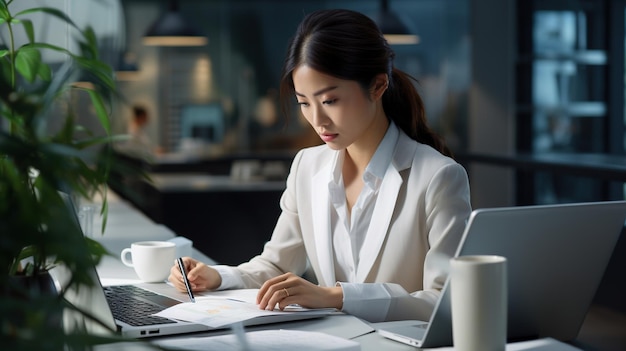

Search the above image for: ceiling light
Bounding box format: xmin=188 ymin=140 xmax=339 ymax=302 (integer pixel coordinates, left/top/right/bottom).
xmin=115 ymin=52 xmax=141 ymax=81
xmin=143 ymin=0 xmax=208 ymax=47
xmin=373 ymin=0 xmax=420 ymax=45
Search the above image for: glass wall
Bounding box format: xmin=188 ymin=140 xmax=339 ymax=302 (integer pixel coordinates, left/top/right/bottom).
xmin=532 ymin=8 xmax=608 ymax=203
xmin=531 ymin=11 xmax=606 ymax=155
xmin=517 ymin=0 xmax=625 ymax=204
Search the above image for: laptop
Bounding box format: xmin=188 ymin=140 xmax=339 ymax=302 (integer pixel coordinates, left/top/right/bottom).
xmin=50 ymin=192 xmax=331 ymax=339
xmin=377 ymin=200 xmax=626 ymax=348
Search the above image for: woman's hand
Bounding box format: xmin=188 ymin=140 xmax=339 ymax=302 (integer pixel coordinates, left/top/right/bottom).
xmin=168 ymin=257 xmax=221 ymax=292
xmin=256 ymin=272 xmax=343 ymax=311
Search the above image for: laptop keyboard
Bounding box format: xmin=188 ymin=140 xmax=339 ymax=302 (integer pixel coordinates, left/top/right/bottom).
xmin=104 ymin=285 xmax=179 ymax=327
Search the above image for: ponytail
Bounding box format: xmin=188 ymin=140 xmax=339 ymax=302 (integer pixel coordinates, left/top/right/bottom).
xmin=383 ymin=68 xmax=452 ymax=158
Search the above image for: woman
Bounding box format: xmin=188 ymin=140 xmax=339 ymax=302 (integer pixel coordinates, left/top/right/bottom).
xmin=169 ymin=8 xmax=471 ymax=323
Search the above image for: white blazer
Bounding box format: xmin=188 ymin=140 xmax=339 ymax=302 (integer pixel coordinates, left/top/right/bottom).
xmin=233 ymin=129 xmax=472 ymax=322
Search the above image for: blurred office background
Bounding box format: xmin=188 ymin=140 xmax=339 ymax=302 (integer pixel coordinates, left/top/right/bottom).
xmin=5 ymin=0 xmax=626 ymax=207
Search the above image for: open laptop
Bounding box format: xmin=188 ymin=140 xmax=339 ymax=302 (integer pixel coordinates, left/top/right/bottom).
xmin=50 ymin=192 xmax=331 ymax=339
xmin=377 ymin=200 xmax=626 ymax=348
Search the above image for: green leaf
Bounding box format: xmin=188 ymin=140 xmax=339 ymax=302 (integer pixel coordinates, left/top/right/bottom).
xmin=0 ymin=49 xmax=8 ymax=58
xmin=26 ymin=42 xmax=74 ymax=58
xmin=75 ymin=135 xmax=123 ymax=150
xmin=76 ymin=55 xmax=114 ymax=76
xmin=52 ymin=108 xmax=76 ymax=144
xmin=14 ymin=7 xmax=79 ymax=31
xmin=84 ymin=237 xmax=111 ymax=261
xmin=20 ymin=19 xmax=35 ymax=43
xmin=81 ymin=26 xmax=99 ymax=59
xmin=15 ymin=46 xmax=42 ymax=83
xmin=0 ymin=2 xmax=9 ymax=20
xmin=99 ymin=198 xmax=109 ymax=234
xmin=37 ymin=59 xmax=51 ymax=81
xmin=86 ymin=89 xmax=111 ymax=134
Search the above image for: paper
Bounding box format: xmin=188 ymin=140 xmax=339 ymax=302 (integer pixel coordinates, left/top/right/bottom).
xmin=195 ymin=288 xmax=260 ymax=303
xmin=505 ymin=338 xmax=583 ymax=351
xmin=155 ymin=289 xmax=335 ymax=328
xmin=424 ymin=337 xmax=583 ymax=351
xmin=155 ymin=329 xmax=361 ymax=351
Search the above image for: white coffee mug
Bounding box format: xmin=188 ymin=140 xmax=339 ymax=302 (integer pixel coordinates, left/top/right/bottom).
xmin=121 ymin=241 xmax=176 ymax=283
xmin=450 ymin=255 xmax=507 ymax=351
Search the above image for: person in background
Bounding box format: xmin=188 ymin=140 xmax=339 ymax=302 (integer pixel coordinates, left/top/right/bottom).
xmin=118 ymin=104 xmax=154 ymax=159
xmin=170 ymin=9 xmax=472 ymax=323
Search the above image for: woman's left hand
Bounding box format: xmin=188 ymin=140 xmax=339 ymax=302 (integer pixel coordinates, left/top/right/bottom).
xmin=256 ymin=272 xmax=343 ymax=311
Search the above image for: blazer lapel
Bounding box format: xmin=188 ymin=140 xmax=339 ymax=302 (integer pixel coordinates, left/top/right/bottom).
xmin=355 ymin=165 xmax=402 ymax=282
xmin=312 ymin=162 xmax=335 ymax=286
xmin=355 ymin=131 xmax=416 ymax=282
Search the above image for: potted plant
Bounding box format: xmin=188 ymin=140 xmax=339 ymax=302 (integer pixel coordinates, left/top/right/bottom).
xmin=0 ymin=1 xmax=133 ymax=349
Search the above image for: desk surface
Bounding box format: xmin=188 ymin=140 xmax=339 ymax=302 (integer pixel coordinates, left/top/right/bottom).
xmin=148 ymin=173 xmax=286 ymax=192
xmin=91 ymin=191 xmax=624 ymax=351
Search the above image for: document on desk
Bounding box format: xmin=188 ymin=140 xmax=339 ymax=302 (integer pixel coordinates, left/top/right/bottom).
xmin=155 ymin=329 xmax=361 ymax=351
xmin=421 ymin=337 xmax=583 ymax=351
xmin=154 ymin=289 xmax=335 ymax=328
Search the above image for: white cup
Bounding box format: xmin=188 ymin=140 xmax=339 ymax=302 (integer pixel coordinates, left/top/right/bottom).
xmin=450 ymin=255 xmax=507 ymax=351
xmin=121 ymin=241 xmax=176 ymax=283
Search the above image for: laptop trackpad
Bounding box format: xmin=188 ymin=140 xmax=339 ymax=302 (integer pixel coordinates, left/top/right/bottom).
xmin=140 ymin=293 xmax=182 ymax=308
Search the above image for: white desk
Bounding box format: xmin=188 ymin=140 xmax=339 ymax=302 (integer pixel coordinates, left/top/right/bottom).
xmin=148 ymin=173 xmax=285 ymax=193
xmin=87 ymin=191 xmax=216 ymax=282
xmin=90 ymin=191 xmax=582 ymax=351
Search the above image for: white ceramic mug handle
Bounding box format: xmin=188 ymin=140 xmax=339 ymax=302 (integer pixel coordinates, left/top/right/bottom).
xmin=120 ymin=248 xmax=134 ymax=267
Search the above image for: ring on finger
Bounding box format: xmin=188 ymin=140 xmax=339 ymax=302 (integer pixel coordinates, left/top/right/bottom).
xmin=283 ymin=288 xmax=290 ymax=297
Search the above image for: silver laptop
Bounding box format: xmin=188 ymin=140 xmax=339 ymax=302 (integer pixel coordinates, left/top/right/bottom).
xmin=51 ymin=192 xmax=330 ymax=339
xmin=378 ymin=200 xmax=626 ymax=348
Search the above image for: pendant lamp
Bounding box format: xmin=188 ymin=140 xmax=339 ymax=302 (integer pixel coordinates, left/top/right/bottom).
xmin=143 ymin=0 xmax=208 ymax=47
xmin=115 ymin=52 xmax=140 ymax=81
xmin=374 ymin=0 xmax=420 ymax=45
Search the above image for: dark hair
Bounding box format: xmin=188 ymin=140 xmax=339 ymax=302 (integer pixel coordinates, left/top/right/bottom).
xmin=279 ymin=9 xmax=451 ymax=157
xmin=132 ymin=105 xmax=148 ymax=124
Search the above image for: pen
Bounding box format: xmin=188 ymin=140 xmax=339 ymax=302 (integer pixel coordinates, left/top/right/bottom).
xmin=176 ymin=257 xmax=195 ymax=303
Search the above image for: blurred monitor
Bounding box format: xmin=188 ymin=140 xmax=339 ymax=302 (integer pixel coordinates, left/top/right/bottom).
xmin=180 ymin=103 xmax=224 ymax=144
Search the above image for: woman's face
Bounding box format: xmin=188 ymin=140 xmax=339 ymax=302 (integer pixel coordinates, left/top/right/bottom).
xmin=292 ymin=65 xmax=386 ymax=151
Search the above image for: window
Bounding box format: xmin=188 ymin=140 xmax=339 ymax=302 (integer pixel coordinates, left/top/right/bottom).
xmin=516 ymin=0 xmax=625 ymax=204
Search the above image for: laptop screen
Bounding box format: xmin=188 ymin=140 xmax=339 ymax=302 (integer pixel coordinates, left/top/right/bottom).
xmin=48 ymin=192 xmax=118 ymax=336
